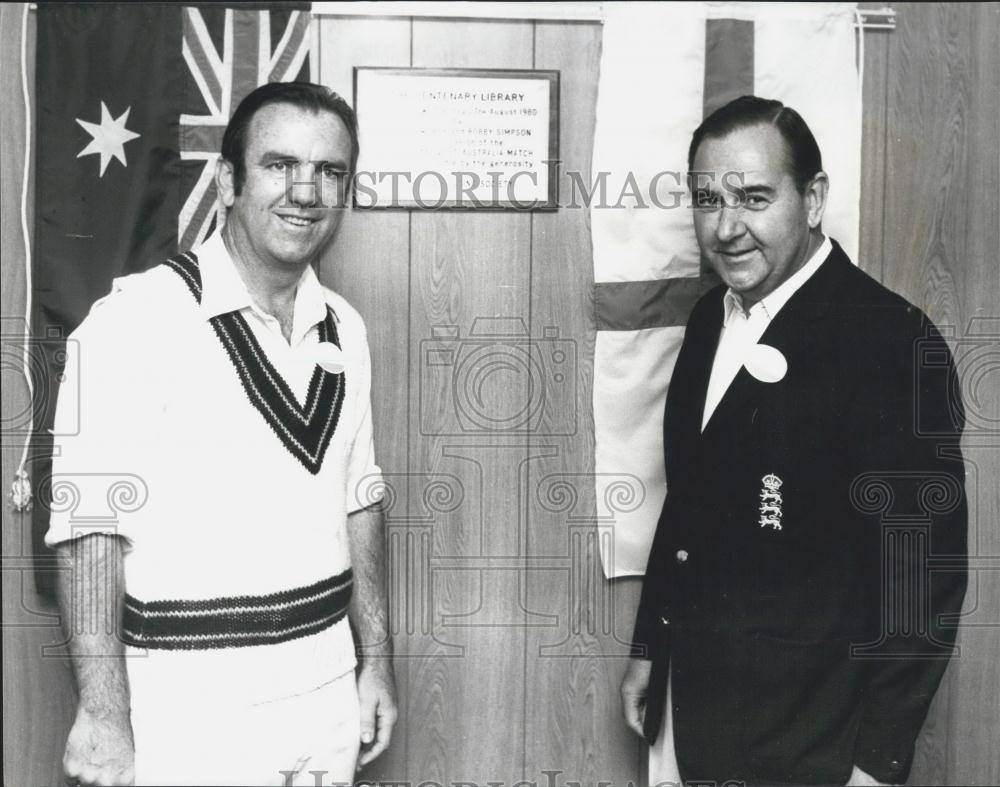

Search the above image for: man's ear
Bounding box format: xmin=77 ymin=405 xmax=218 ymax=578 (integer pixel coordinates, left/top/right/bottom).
xmin=216 ymin=157 xmax=237 ymax=208
xmin=805 ymin=171 xmax=829 ymax=229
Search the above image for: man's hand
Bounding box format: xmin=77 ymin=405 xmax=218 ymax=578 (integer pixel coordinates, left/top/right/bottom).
xmin=346 ymin=503 xmax=396 ymax=768
xmin=63 ymin=706 xmax=134 ymax=786
xmin=356 ymin=661 xmax=397 ymax=768
xmin=846 ymin=765 xmax=890 ymax=786
xmin=620 ymin=658 xmax=653 ymax=737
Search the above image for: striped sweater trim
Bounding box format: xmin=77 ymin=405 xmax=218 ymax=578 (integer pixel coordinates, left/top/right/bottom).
xmin=122 ymin=569 xmax=353 ymax=650
xmin=162 ymin=252 xmax=345 ymax=475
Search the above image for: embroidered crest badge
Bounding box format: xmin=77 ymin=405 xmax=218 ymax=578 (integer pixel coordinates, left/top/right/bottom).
xmin=759 ymin=473 xmax=783 ymax=530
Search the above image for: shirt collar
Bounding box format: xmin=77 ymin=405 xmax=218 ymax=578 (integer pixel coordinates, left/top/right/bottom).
xmin=722 ymin=235 xmax=832 ymax=327
xmin=289 ymin=265 xmax=329 ymax=345
xmin=196 ymin=231 xmax=329 ymax=342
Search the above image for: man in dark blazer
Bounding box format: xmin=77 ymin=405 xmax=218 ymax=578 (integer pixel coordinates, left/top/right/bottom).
xmin=621 ymin=96 xmax=967 ymax=787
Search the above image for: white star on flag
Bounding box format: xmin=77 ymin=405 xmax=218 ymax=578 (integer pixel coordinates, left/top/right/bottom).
xmin=76 ymin=102 xmax=141 ymax=177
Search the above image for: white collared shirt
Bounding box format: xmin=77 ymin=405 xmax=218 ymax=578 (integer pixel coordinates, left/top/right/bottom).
xmin=701 ymin=236 xmax=832 ymax=430
xmin=199 ymin=232 xmax=330 ymax=404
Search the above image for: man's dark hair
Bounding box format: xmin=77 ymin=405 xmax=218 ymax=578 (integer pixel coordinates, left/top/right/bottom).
xmin=687 ymin=95 xmax=822 ymax=193
xmin=221 ymin=81 xmax=360 ymax=194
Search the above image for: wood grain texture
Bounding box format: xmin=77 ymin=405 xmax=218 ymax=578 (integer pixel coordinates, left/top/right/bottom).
xmin=523 ymin=20 xmax=644 ymax=785
xmin=883 ymin=3 xmax=970 ymax=328
xmin=407 ymin=19 xmax=534 ymax=785
xmin=941 ymin=4 xmax=1000 ymax=785
xmin=857 ymin=1 xmax=892 ymax=281
xmin=878 ymin=4 xmax=1000 ymax=785
xmin=316 ymin=16 xmax=413 ymax=782
xmin=1 ymin=5 xmax=77 ymax=787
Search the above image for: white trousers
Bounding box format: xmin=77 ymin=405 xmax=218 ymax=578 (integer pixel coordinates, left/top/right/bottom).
xmin=648 ymin=668 xmax=682 ymax=787
xmin=131 ymin=670 xmax=360 ymax=786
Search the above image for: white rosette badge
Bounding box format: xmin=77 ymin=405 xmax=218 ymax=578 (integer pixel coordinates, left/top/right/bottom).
xmin=744 ymin=343 xmax=787 ymax=383
xmin=313 ymin=342 xmax=346 ymax=374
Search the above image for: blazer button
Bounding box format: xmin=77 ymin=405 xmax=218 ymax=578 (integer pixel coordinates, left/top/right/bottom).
xmin=676 ymin=549 xmax=689 ymax=563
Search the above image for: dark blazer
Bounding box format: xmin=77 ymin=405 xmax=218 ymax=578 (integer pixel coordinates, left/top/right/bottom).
xmin=632 ymin=241 xmax=968 ymax=786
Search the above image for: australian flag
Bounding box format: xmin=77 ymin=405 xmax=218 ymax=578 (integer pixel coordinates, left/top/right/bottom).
xmin=31 ymin=2 xmax=311 ymax=593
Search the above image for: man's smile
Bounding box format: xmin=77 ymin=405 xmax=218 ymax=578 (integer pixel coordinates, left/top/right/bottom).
xmin=718 ymin=247 xmax=758 ymax=263
xmin=276 ymin=213 xmax=320 ymax=228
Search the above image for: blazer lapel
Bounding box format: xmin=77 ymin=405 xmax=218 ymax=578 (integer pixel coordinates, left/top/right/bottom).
xmin=699 ymin=242 xmax=851 ymax=439
xmin=669 ymin=288 xmax=724 ymax=454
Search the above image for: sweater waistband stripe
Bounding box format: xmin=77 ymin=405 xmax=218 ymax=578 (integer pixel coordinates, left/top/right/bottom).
xmin=122 ymin=569 xmax=353 ymax=651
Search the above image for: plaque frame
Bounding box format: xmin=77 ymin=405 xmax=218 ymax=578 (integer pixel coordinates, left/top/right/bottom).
xmin=352 ymin=66 xmax=560 ymax=211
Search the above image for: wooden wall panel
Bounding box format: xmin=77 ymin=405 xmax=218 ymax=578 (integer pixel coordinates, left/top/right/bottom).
xmin=954 ymin=12 xmax=1000 ymax=784
xmin=1 ymin=5 xmax=77 ymax=787
xmin=857 ymin=2 xmax=892 ymax=282
xmin=883 ymin=4 xmax=971 ymax=327
xmin=407 ymin=19 xmax=534 ymax=785
xmin=316 ymin=16 xmax=413 ymax=782
xmin=524 ymin=20 xmax=644 ymax=785
xmin=879 ymin=4 xmax=1000 ymax=786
